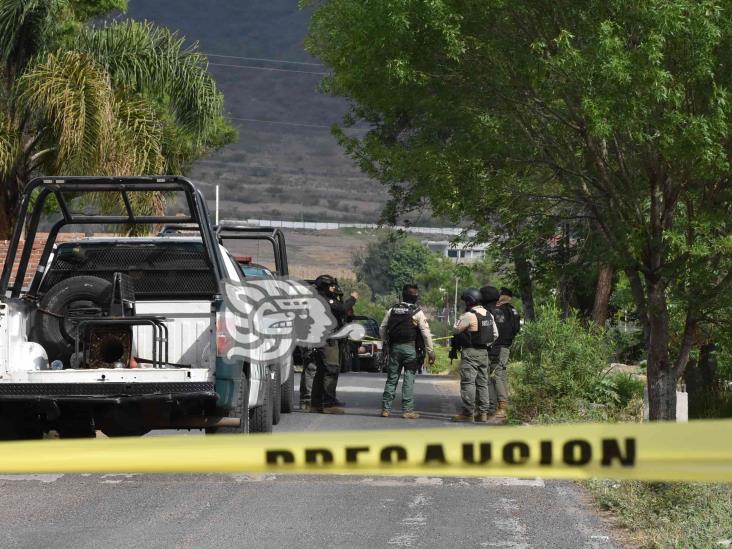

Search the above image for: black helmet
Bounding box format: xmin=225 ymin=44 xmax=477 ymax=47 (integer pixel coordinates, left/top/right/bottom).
xmin=480 ymin=285 xmax=500 ymax=305
xmin=314 ymin=274 xmax=337 ymax=290
xmin=460 ymin=288 xmax=482 ymax=306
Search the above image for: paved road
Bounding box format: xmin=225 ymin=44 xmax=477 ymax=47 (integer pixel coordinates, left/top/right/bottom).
xmin=0 ymin=373 xmax=621 ymax=549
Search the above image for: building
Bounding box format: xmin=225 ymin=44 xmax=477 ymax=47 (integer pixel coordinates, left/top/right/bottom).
xmin=422 ymin=240 xmax=488 ymax=263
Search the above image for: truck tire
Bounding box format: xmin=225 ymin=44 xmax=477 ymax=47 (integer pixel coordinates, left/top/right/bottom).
xmin=31 ymin=276 xmax=112 ymax=364
xmin=249 ymin=374 xmax=273 ymax=433
xmin=100 ymin=406 xmax=151 ymax=437
xmin=281 ymin=363 xmax=295 ymax=413
xmin=208 ymin=372 xmax=250 ymax=434
xmin=272 ymin=366 xmax=282 ymax=425
xmin=57 ymin=420 xmax=96 ymax=438
xmin=0 ymin=417 xmax=44 ymax=440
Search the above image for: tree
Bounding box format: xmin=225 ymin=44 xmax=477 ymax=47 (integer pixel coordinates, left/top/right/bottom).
xmin=0 ymin=0 xmax=235 ymax=238
xmin=353 ymin=232 xmax=434 ymax=298
xmin=305 ymin=0 xmax=732 ymax=419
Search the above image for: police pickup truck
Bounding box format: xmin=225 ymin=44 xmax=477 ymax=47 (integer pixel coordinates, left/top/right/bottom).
xmin=0 ymin=176 xmax=274 ymax=438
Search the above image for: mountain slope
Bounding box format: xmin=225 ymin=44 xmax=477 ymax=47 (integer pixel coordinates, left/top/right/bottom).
xmin=127 ymin=0 xmax=389 ymax=223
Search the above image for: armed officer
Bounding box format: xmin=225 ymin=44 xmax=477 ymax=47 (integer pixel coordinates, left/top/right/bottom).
xmin=481 ymin=285 xmax=521 ymax=423
xmin=380 ymin=284 xmax=435 ymax=419
xmin=300 ymin=274 xmax=357 ymax=413
xmin=450 ymin=288 xmax=498 ymax=422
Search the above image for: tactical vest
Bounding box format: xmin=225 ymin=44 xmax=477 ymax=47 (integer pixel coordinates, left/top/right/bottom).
xmin=387 ymin=303 xmax=420 ymax=344
xmin=467 ymin=310 xmax=494 ymax=347
xmin=492 ymin=304 xmax=520 ymax=347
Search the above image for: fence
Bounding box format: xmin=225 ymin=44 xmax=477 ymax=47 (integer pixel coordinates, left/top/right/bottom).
xmin=226 ymin=218 xmax=477 ymax=237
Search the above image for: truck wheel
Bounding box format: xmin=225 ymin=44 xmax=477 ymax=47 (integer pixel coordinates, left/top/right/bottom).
xmin=100 ymin=405 xmax=151 ymax=437
xmin=281 ymin=363 xmax=295 ymax=413
xmin=272 ymin=367 xmax=282 ymax=425
xmin=0 ymin=417 xmax=44 ymax=440
xmin=208 ymin=372 xmax=250 ymax=434
xmin=100 ymin=425 xmax=150 ymax=437
xmin=57 ymin=420 xmax=96 ymax=438
xmin=31 ymin=276 xmax=112 ymax=364
xmin=249 ymin=374 xmax=273 ymax=434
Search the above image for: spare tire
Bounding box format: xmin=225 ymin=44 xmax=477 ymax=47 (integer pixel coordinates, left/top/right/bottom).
xmin=31 ymin=276 xmax=113 ymax=365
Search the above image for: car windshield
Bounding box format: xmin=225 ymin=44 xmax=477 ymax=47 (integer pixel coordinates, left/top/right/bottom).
xmin=239 ymin=263 xmax=273 ymax=278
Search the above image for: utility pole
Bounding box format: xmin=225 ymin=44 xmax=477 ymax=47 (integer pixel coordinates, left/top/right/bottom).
xmin=215 ymin=184 xmax=220 ymax=225
xmin=453 ymin=276 xmax=458 ymax=325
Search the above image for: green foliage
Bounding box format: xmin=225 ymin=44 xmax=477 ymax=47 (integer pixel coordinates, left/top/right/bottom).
xmin=305 ymin=0 xmax=732 ymax=419
xmin=511 ymin=304 xmax=640 ymax=421
xmin=353 ymin=232 xmax=434 ymax=298
xmin=69 ymin=0 xmax=126 ymax=22
xmin=688 ymin=389 xmax=732 ymax=419
xmin=0 ymin=0 xmax=235 ymax=235
xmin=416 ymin=253 xmax=506 ymax=311
xmin=338 ymin=278 xmax=388 ymax=321
xmin=605 ymin=325 xmax=645 ymax=364
xmin=587 ymin=480 xmax=732 ymax=548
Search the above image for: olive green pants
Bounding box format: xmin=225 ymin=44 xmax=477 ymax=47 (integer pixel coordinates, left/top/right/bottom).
xmin=381 ymin=343 xmax=417 ymax=412
xmin=487 ymin=346 xmax=510 ymax=413
xmin=459 ymin=347 xmax=490 ymax=415
xmin=301 ymin=341 xmax=341 ymax=407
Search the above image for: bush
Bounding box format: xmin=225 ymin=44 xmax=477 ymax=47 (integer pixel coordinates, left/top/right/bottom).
xmin=606 ymin=324 xmax=645 ymax=363
xmin=609 ymin=372 xmax=645 ymax=408
xmin=511 ymin=304 xmax=638 ymax=422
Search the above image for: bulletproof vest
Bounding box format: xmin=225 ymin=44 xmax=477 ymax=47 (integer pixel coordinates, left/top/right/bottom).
xmin=387 ymin=303 xmax=419 ymax=344
xmin=493 ymin=304 xmax=520 ymax=347
xmin=467 ymin=310 xmax=494 ymax=347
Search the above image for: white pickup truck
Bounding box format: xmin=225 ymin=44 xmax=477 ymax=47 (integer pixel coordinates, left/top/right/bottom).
xmin=0 ymin=176 xmax=273 ymax=438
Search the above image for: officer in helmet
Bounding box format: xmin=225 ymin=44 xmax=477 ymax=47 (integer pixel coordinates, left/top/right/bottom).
xmin=299 ymin=274 xmax=358 ymax=413
xmin=481 ymin=285 xmax=521 ymax=423
xmin=379 ymin=284 xmax=435 ymax=419
xmin=450 ymin=288 xmax=498 ymax=422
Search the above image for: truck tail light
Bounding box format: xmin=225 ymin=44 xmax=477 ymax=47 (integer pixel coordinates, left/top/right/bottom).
xmin=216 ymin=311 xmax=236 ymax=357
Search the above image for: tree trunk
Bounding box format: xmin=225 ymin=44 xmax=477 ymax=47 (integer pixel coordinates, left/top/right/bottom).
xmin=625 ymin=267 xmax=650 ymax=348
xmin=558 ymin=224 xmax=571 ymax=318
xmin=513 ymin=249 xmax=535 ymax=321
xmin=645 ymin=278 xmax=677 ymax=420
xmin=698 ymin=342 xmax=718 ymax=392
xmin=591 ymin=262 xmax=614 ymax=328
xmin=0 ymin=193 xmax=16 ymax=240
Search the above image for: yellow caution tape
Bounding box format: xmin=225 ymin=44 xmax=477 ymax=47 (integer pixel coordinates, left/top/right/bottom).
xmin=0 ymin=420 xmax=730 ymax=481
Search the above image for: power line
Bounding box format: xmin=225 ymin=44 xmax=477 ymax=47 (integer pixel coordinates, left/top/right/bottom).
xmin=195 ymin=159 xmax=372 ymax=179
xmin=228 ymin=116 xmax=370 ymax=132
xmin=208 ymin=62 xmax=328 ymax=75
xmin=204 ymin=53 xmax=324 ymax=67
xmin=228 ymin=116 xmax=332 ymax=129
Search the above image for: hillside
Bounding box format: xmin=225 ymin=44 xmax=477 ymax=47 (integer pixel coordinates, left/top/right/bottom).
xmin=126 ymin=0 xmax=390 ymax=224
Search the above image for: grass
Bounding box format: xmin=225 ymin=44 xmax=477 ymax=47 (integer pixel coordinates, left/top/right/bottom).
xmin=587 ymin=480 xmax=732 ymax=548
xmin=425 ymin=344 xmax=458 ymax=375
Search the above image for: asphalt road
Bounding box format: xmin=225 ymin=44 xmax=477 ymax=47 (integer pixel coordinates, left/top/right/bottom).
xmin=0 ymin=373 xmax=621 ymax=548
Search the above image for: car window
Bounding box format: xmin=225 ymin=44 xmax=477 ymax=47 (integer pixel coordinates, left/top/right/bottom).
xmin=222 ymin=248 xmax=243 ymax=281
xmin=239 ymin=264 xmax=273 ymax=278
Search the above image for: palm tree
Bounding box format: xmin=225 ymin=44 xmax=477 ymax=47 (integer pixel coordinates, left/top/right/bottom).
xmin=0 ymin=0 xmax=235 ymax=237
